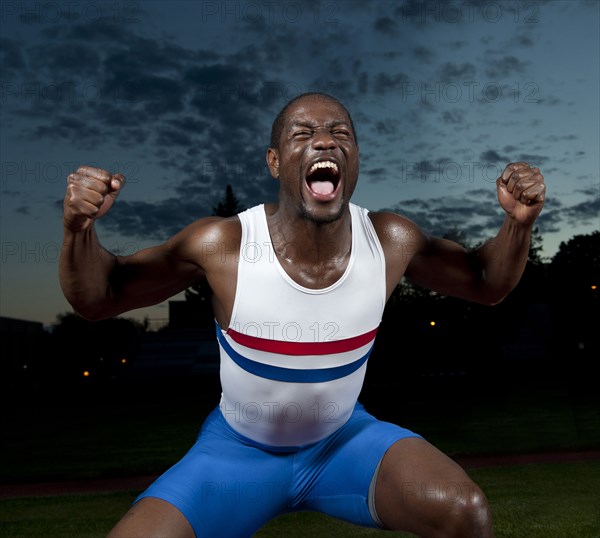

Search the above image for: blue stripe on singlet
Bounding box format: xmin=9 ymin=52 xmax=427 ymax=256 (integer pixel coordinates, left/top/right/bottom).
xmin=215 ymin=323 xmax=373 ymax=383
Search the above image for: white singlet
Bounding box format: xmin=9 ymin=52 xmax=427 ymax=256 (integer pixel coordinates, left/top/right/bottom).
xmin=217 ymin=203 xmax=387 ymax=448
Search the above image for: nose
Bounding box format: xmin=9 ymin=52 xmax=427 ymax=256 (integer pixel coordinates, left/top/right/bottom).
xmin=311 ymin=128 xmax=338 ymax=150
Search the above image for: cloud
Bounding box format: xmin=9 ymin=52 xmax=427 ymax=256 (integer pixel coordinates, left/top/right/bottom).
xmin=4 ymin=17 xmax=288 ymax=222
xmin=372 ymin=120 xmax=399 ymax=135
xmin=356 ymin=72 xmax=369 ymax=95
xmin=366 ymin=167 xmax=387 ymax=182
xmin=484 ymin=55 xmax=528 ymax=78
xmin=446 ymin=40 xmax=467 ymax=50
xmin=413 ymin=46 xmax=435 ymax=63
xmin=30 ymin=116 xmax=107 ymax=148
xmin=544 ymin=134 xmax=578 ymax=142
xmin=437 ymin=62 xmax=476 ymax=81
xmin=514 ymin=34 xmax=535 ymax=48
xmin=373 ymin=72 xmax=410 ymax=94
xmin=534 ymin=208 xmax=562 ymax=233
xmin=379 ymin=184 xmax=594 ymax=244
xmin=41 ymin=12 xmax=146 ymax=41
xmin=517 ymin=154 xmax=550 ymax=166
xmin=0 ymin=38 xmax=27 ymax=75
xmin=480 ymin=151 xmax=550 ymax=168
xmin=480 ymin=149 xmax=510 ymax=163
xmin=96 ymin=172 xmax=277 ymax=240
xmin=382 ymin=189 xmax=503 ymax=243
xmin=99 ymin=198 xmax=212 ymax=240
xmin=441 ymin=110 xmax=465 ymax=125
xmin=155 ymin=126 xmax=194 ymax=148
xmin=4 ymin=1 xmax=597 ymax=251
xmin=373 ymin=16 xmax=398 ymax=36
xmin=105 ymin=72 xmax=187 ymax=116
xmin=537 ymin=95 xmax=561 ymax=106
xmin=27 ymin=42 xmax=101 ymax=75
xmin=576 ymin=186 xmax=600 ymax=197
xmin=562 ymin=196 xmax=600 ymax=227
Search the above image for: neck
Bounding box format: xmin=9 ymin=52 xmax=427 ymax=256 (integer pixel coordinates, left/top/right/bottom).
xmin=265 ymin=202 xmax=352 ymax=266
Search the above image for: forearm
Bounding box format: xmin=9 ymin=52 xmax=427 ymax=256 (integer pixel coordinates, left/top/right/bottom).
xmin=473 ymin=215 xmax=532 ymax=304
xmin=59 ymin=225 xmax=118 ymax=320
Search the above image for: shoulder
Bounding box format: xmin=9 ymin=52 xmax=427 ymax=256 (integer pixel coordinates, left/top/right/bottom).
xmin=184 ymin=203 xmax=266 ymax=242
xmin=362 ymin=209 xmax=431 ymax=294
xmin=164 ymin=214 xmax=242 ymax=263
xmin=166 ymin=204 xmax=267 ymax=256
xmin=173 ymin=215 xmax=241 ymax=242
xmin=367 ymin=209 xmax=428 ymax=252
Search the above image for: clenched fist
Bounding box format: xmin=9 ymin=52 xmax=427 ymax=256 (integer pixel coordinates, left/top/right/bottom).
xmin=497 ymin=162 xmax=546 ymax=226
xmin=63 ymin=166 xmax=125 ymax=232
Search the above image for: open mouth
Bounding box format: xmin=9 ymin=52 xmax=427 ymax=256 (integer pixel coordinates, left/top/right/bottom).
xmin=305 ymin=160 xmax=340 ymax=197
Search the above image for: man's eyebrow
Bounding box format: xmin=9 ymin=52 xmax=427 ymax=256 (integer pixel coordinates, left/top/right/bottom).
xmin=288 ymin=121 xmax=317 ymax=129
xmin=288 ymin=120 xmax=352 ymax=130
xmin=327 ymin=120 xmax=351 ymax=129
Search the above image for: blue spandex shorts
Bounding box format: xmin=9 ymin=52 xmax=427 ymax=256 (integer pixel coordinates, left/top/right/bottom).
xmin=135 ymin=402 xmax=420 ymax=537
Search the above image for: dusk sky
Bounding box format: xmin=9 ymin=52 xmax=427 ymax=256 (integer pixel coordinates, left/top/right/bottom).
xmin=1 ymin=0 xmax=599 ymax=327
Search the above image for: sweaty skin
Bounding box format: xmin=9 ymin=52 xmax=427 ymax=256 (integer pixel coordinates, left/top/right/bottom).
xmin=61 ymin=94 xmax=545 ymax=538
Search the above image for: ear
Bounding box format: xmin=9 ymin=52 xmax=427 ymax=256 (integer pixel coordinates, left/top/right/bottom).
xmin=266 ymin=148 xmax=279 ymax=179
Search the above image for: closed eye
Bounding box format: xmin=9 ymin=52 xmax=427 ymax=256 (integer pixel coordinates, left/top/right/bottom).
xmin=332 ymin=129 xmax=351 ymax=138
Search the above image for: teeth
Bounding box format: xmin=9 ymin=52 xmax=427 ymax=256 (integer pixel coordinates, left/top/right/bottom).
xmin=309 ymin=161 xmax=338 ymax=175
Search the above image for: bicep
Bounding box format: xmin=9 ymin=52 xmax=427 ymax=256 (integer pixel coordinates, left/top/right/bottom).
xmin=107 ymin=223 xmax=209 ymax=315
xmin=404 ymin=236 xmax=484 ymax=301
xmin=371 ymin=211 xmax=485 ymax=302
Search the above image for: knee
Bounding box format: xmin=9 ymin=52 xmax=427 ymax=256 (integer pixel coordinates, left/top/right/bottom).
xmin=443 ymin=484 xmax=493 ymax=538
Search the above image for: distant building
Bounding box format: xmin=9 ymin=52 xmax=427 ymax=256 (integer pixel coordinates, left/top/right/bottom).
xmin=129 ymin=300 xmax=218 ymax=379
xmin=168 ymin=299 xmax=212 ymax=329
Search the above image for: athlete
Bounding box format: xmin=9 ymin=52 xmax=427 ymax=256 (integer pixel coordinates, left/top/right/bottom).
xmin=60 ymin=92 xmax=545 ymax=538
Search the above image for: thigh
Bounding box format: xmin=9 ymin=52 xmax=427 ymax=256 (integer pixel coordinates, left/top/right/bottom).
xmin=375 ymin=437 xmax=493 ymax=537
xmin=298 ymin=404 xmax=420 ymax=527
xmin=107 ymin=497 xmax=194 ymax=538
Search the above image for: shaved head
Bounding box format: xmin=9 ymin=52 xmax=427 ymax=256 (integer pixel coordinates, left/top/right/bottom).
xmin=270 ymin=92 xmax=357 ymax=150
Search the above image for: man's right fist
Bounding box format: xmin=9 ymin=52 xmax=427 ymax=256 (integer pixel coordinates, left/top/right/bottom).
xmin=63 ymin=166 xmax=125 ymax=232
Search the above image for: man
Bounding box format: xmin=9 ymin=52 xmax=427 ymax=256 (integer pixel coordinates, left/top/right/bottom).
xmin=60 ymin=92 xmax=545 ymax=538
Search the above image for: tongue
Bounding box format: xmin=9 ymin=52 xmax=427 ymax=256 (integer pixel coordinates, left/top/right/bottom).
xmin=310 ymin=180 xmax=335 ymax=195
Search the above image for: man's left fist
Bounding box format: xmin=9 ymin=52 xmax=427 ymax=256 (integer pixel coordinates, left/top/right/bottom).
xmin=497 ymin=162 xmax=546 ymax=225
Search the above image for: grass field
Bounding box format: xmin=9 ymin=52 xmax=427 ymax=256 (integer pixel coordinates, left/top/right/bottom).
xmin=1 ymin=377 xmax=598 ymax=537
xmin=1 ymin=462 xmax=598 ymax=537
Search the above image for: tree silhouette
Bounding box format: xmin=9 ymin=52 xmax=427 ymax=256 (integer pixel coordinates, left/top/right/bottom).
xmin=550 ymin=231 xmax=599 ymax=291
xmin=548 ymin=231 xmax=599 ymax=360
xmin=528 ymin=227 xmax=545 ymax=265
xmin=212 ymin=184 xmax=245 ymax=217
